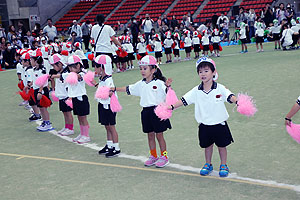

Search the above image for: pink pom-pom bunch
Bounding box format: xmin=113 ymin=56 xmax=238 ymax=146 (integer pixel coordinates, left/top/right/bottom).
xmin=286 ymin=122 xmax=300 ymax=144
xmin=237 ymin=93 xmax=257 ymax=117
xmin=65 ymin=98 xmax=73 ymax=108
xmin=83 ymin=71 xmax=95 ymax=87
xmin=110 ymin=93 xmax=122 ymax=112
xmin=155 ymin=103 xmax=172 ymax=120
xmin=35 ymin=74 xmax=49 ymax=87
xmin=95 ymin=86 xmax=110 ymax=100
xmin=50 ymin=91 xmax=59 ymax=102
xmin=65 ymin=72 xmax=78 ymax=85
xmin=166 ymin=88 xmax=179 ymax=105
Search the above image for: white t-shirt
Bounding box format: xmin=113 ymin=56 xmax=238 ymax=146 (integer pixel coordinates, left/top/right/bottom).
xmin=152 ymin=40 xmax=162 ymax=52
xmin=127 ymin=79 xmax=167 ymax=107
xmin=211 ymin=35 xmax=220 ymax=43
xmin=192 ymin=37 xmax=200 ymax=45
xmin=96 ymin=76 xmax=117 ymax=109
xmin=24 ymin=66 xmax=33 ymax=86
xmin=174 ymin=40 xmax=180 ymax=49
xmin=255 ymin=22 xmax=265 ymax=37
xmin=91 ymin=24 xmax=115 ymax=53
xmin=281 ymin=29 xmax=294 ymax=47
xmin=137 ymin=42 xmax=146 ymax=53
xmin=184 ymin=37 xmax=192 ymax=47
xmin=31 ymin=67 xmax=48 ymax=90
xmin=16 ymin=63 xmax=24 ymax=79
xmin=123 ymin=43 xmax=134 ymax=53
xmin=239 ymin=26 xmax=247 ymax=39
xmin=182 ymin=82 xmax=234 ymax=125
xmin=164 ymin=38 xmax=173 ymax=48
xmin=201 ymin=35 xmax=210 ymax=45
xmin=143 ymin=19 xmax=153 ymax=33
xmin=62 ymin=72 xmax=87 ymax=98
xmin=43 ymin=25 xmax=57 ymax=41
xmin=269 ymin=25 xmax=281 ymax=34
xmin=55 ymin=69 xmax=69 ymax=99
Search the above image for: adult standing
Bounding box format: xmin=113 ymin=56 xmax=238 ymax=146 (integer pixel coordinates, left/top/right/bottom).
xmin=70 ymin=20 xmax=82 ymax=43
xmin=247 ymin=9 xmax=256 ymax=39
xmin=43 ymin=18 xmax=57 ymax=41
xmin=236 ymin=7 xmax=248 ymax=28
xmin=263 ymin=3 xmax=274 ymax=27
xmin=81 ymin=20 xmax=92 ymax=52
xmin=170 ymin=15 xmax=179 ymax=30
xmin=142 ymin=14 xmax=154 ymax=44
xmin=286 ymin=4 xmax=294 ymax=24
xmin=217 ymin=12 xmax=230 ymax=41
xmin=276 ymin=3 xmax=287 ymax=24
xmin=130 ymin=17 xmax=140 ymax=52
xmin=162 ymin=14 xmax=169 ymax=27
xmin=91 ymin=14 xmax=123 ymax=58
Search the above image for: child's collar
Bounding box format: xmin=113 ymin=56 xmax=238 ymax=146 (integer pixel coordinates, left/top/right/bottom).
xmin=100 ymin=75 xmax=112 ymax=81
xmin=198 ymin=81 xmax=217 ymax=91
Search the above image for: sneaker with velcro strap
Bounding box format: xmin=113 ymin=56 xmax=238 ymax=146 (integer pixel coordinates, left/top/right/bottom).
xmin=29 ymin=114 xmax=41 ymax=121
xmin=37 ymin=121 xmax=54 ymax=132
xmin=219 ymin=164 xmax=229 ymax=177
xmin=98 ymin=145 xmax=109 ymax=155
xmin=105 ymin=147 xmax=121 ymax=158
xmin=200 ymin=163 xmax=213 ymax=176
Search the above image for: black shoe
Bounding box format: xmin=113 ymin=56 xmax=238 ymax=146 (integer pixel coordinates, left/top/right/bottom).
xmin=98 ymin=145 xmax=109 ymax=155
xmin=105 ymin=147 xmax=121 ymax=158
xmin=29 ymin=114 xmax=41 ymax=121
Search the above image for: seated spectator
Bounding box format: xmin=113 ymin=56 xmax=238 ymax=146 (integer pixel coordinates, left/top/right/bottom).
xmin=2 ymin=42 xmax=16 ymax=69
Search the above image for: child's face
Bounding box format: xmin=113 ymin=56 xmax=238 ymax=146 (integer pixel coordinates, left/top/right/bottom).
xmin=69 ymin=63 xmax=81 ymax=73
xmin=95 ymin=65 xmax=104 ymax=75
xmin=53 ymin=62 xmax=63 ymax=72
xmin=22 ymin=60 xmax=29 ymax=67
xmin=30 ymin=58 xmax=36 ymax=67
xmin=198 ymin=66 xmax=215 ymax=83
xmin=139 ymin=65 xmax=155 ymax=80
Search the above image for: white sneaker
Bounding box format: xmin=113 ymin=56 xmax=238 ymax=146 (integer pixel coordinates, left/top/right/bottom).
xmin=57 ymin=128 xmax=66 ymax=134
xmin=77 ymin=136 xmax=91 ymax=144
xmin=37 ymin=122 xmax=54 ymax=132
xmin=72 ymin=134 xmax=82 ymax=142
xmin=60 ymin=128 xmax=74 ymax=136
xmin=117 ymin=69 xmax=121 ymax=73
xmin=131 ymin=65 xmax=134 ymax=69
xmin=19 ymin=100 xmax=28 ymax=106
xmin=24 ymin=104 xmax=31 ymax=110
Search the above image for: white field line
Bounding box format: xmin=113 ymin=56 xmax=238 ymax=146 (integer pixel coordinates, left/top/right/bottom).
xmin=35 ymin=121 xmax=300 ymax=193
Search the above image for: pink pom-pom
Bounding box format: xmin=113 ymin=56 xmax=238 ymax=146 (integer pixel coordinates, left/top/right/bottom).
xmin=83 ymin=71 xmax=95 ymax=87
xmin=110 ymin=93 xmax=122 ymax=112
xmin=166 ymin=88 xmax=179 ymax=105
xmin=154 ymin=102 xmax=172 ymax=120
xmin=286 ymin=122 xmax=300 ymax=144
xmin=95 ymin=86 xmax=110 ymax=100
xmin=65 ymin=98 xmax=73 ymax=108
xmin=35 ymin=74 xmax=49 ymax=87
xmin=65 ymin=72 xmax=78 ymax=85
xmin=237 ymin=93 xmax=257 ymax=117
xmin=50 ymin=91 xmax=59 ymax=102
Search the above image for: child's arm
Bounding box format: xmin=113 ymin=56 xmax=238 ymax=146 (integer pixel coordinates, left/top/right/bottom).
xmin=229 ymin=95 xmax=238 ymax=104
xmin=168 ymin=100 xmax=184 ymax=110
xmin=285 ymin=102 xmax=300 ymax=126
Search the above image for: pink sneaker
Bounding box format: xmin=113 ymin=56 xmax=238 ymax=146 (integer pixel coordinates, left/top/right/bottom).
xmin=144 ymin=155 xmax=159 ymax=166
xmin=155 ymin=156 xmax=169 ymax=168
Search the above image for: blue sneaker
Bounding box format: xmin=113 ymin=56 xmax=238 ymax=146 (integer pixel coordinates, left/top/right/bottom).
xmin=200 ymin=163 xmax=213 ymax=176
xmin=240 ymin=51 xmax=244 ymax=54
xmin=219 ymin=164 xmax=229 ymax=177
xmin=244 ymin=49 xmax=248 ymax=53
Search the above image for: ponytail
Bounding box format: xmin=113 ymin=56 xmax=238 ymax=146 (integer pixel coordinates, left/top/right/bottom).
xmin=152 ymin=65 xmax=166 ymax=82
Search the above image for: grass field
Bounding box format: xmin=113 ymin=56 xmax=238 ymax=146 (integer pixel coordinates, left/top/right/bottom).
xmin=1 ymin=42 xmax=300 ymax=200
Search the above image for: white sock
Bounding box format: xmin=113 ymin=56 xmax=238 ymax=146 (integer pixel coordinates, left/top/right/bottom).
xmin=113 ymin=143 xmax=120 ymax=151
xmin=107 ymin=140 xmax=113 ymax=149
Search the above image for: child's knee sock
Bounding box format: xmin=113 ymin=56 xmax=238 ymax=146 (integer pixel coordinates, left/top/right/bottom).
xmin=82 ymin=125 xmax=89 ymax=137
xmin=65 ymin=124 xmax=74 ymax=130
xmin=150 ymin=149 xmax=157 ymax=158
xmin=113 ymin=143 xmax=120 ymax=151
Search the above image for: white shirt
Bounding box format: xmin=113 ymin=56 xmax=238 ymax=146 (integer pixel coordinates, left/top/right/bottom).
xmin=184 ymin=37 xmax=192 ymax=47
xmin=62 ymin=72 xmax=87 ymax=98
xmin=127 ymin=79 xmax=167 ymax=107
xmin=201 ymin=35 xmax=210 ymax=45
xmin=174 ymin=40 xmax=180 ymax=49
xmin=55 ymin=69 xmax=69 ymax=99
xmin=24 ymin=66 xmax=33 ymax=86
xmin=43 ymin=25 xmax=57 ymax=41
xmin=111 ymin=43 xmax=118 ymax=56
xmin=269 ymin=25 xmax=281 ymax=34
xmin=182 ymin=82 xmax=234 ymax=125
xmin=281 ymin=29 xmax=294 ymax=47
xmin=143 ymin=19 xmax=153 ymax=33
xmin=152 ymin=40 xmax=162 ymax=52
xmin=239 ymin=26 xmax=247 ymax=39
xmin=16 ymin=63 xmax=24 ymax=78
xmin=96 ymin=76 xmax=117 ymax=109
xmin=70 ymin=24 xmax=82 ymax=38
xmin=137 ymin=42 xmax=146 ymax=53
xmin=91 ymin=24 xmax=115 ymax=53
xmin=291 ymin=25 xmax=300 ymax=34
xmin=192 ymin=37 xmax=200 ymax=45
xmin=212 ymin=35 xmax=220 ymax=43
xmin=255 ymin=22 xmax=265 ymax=37
xmin=197 ymin=24 xmax=207 ymax=34
xmin=31 ymin=67 xmax=48 ymax=90
xmin=74 ymin=49 xmax=87 ymax=60
xmin=164 ymin=38 xmax=173 ymax=48
xmin=123 ymin=43 xmax=134 ymax=53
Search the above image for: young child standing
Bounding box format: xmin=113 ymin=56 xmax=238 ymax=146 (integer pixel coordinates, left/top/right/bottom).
xmin=136 ymin=36 xmax=147 ymax=60
xmin=173 ymin=33 xmax=181 ymax=62
xmin=151 ymin=34 xmax=163 ymax=64
xmin=239 ymin=22 xmax=248 ymax=53
xmin=192 ymin=31 xmax=200 ymax=59
xmin=74 ymin=42 xmax=89 ymax=69
xmin=113 ymin=55 xmax=172 ymax=167
xmin=164 ymin=31 xmax=173 ymax=63
xmin=62 ymin=55 xmax=91 ymax=144
xmin=211 ymin=29 xmax=221 ymax=57
xmin=123 ymin=36 xmax=135 ymax=69
xmin=183 ymin=30 xmax=192 ymax=60
xmin=93 ymin=55 xmax=121 ymax=157
xmin=254 ymin=17 xmax=266 ymax=52
xmin=201 ymin=30 xmax=210 ymax=57
xmin=16 ymin=50 xmax=27 ymax=106
xmin=49 ymin=54 xmax=74 ymax=136
xmin=269 ymin=19 xmax=281 ymax=50
xmin=168 ymin=57 xmax=237 ymax=177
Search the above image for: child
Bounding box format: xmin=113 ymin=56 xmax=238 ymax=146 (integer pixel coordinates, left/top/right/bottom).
xmin=168 ymin=57 xmax=237 ymax=177
xmin=16 ymin=50 xmax=27 ymax=106
xmin=290 ymin=19 xmax=300 ymax=49
xmin=285 ymin=96 xmax=300 ymax=126
xmin=49 ymin=54 xmax=74 ymax=136
xmin=29 ymin=50 xmax=54 ymax=131
xmin=119 ymin=36 xmax=127 ymax=71
xmin=113 ymin=55 xmax=172 ymax=167
xmin=280 ymin=24 xmax=294 ymax=50
xmin=239 ymin=22 xmax=248 ymax=53
xmin=201 ymin=30 xmax=210 ymax=57
xmin=192 ymin=31 xmax=200 ymax=59
xmin=93 ymin=55 xmax=121 ymax=157
xmin=173 ymin=33 xmax=181 ymax=62
xmin=211 ymin=29 xmax=221 ymax=57
xmin=164 ymin=31 xmax=173 ymax=63
xmin=151 ymin=34 xmax=162 ymax=64
xmin=111 ymin=41 xmax=121 ymax=73
xmin=254 ymin=17 xmax=266 ymax=52
xmin=62 ymin=55 xmax=91 ymax=143
xmin=269 ymin=19 xmax=281 ymax=50
xmin=123 ymin=36 xmax=135 ymax=69
xmin=183 ymin=30 xmax=192 ymax=60
xmin=136 ymin=36 xmax=147 ymax=60
xmin=74 ymin=42 xmax=89 ymax=69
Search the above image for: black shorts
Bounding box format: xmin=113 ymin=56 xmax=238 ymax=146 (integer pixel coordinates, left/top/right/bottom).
xmin=193 ymin=44 xmax=200 ymax=52
xmin=141 ymin=106 xmax=171 ymax=133
xmin=165 ymin=48 xmax=172 ymax=54
xmin=155 ymin=51 xmax=162 ymax=58
xmin=127 ymin=53 xmax=135 ymax=60
xmin=203 ymin=45 xmax=209 ymax=51
xmin=256 ymin=36 xmax=264 ymax=43
xmin=173 ymin=49 xmax=180 ymax=56
xmin=82 ymin=59 xmax=89 ymax=69
xmin=34 ymin=87 xmax=52 ymax=108
xmin=198 ymin=122 xmax=234 ymax=148
xmin=119 ymin=56 xmax=128 ymax=63
xmin=213 ymin=43 xmax=220 ymax=50
xmin=240 ymin=38 xmax=247 ymax=44
xmin=185 ymin=46 xmax=191 ymax=53
xmin=59 ymin=98 xmax=73 ymax=112
xmin=98 ymin=103 xmax=116 ymax=125
xmin=139 ymin=53 xmax=146 ymax=58
xmin=72 ymin=95 xmax=90 ymax=116
xmin=273 ymin=33 xmax=280 ymax=41
xmin=112 ymin=55 xmax=119 ymax=64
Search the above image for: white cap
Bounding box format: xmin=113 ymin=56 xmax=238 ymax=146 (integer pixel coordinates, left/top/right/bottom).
xmin=94 ymin=55 xmax=113 ymax=75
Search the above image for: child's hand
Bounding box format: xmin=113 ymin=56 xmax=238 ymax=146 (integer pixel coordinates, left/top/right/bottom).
xmin=165 ymin=78 xmax=173 ymax=87
xmin=285 ymin=118 xmax=292 ymax=126
xmin=37 ymin=93 xmax=42 ymax=101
